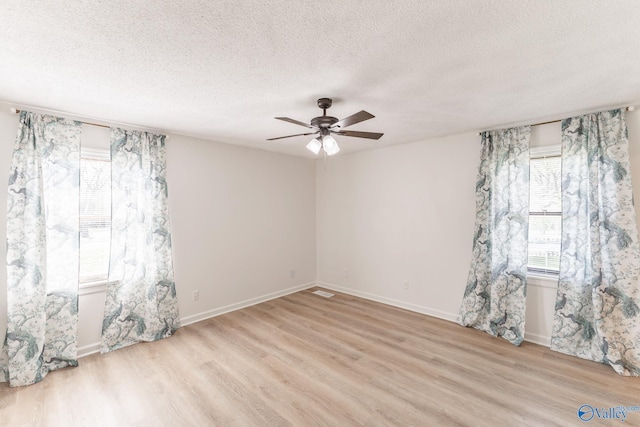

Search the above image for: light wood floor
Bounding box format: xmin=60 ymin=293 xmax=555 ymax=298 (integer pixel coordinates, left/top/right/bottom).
xmin=2 ymin=287 xmax=640 ymax=426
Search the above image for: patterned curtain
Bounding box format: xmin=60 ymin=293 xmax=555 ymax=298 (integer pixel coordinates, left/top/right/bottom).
xmin=551 ymin=109 xmax=640 ymax=376
xmin=101 ymin=128 xmax=180 ymax=353
xmin=0 ymin=112 xmax=81 ymax=386
xmin=458 ymin=127 xmax=530 ymax=345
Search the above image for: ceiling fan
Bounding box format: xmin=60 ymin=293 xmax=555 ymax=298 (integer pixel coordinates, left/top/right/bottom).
xmin=267 ymin=98 xmax=383 ymax=156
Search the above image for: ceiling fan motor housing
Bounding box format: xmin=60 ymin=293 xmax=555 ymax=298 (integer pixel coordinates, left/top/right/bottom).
xmin=311 ymin=115 xmax=338 ymax=128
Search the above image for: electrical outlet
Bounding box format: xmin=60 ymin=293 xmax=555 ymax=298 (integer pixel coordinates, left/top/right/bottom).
xmin=343 ymin=269 xmax=349 ymax=278
xmin=290 ymin=269 xmax=296 ymax=278
xmin=193 ymin=290 xmax=200 ymax=301
xmin=402 ymin=282 xmax=409 ymax=290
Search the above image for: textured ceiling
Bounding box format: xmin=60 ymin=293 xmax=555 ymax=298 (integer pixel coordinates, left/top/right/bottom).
xmin=1 ymin=1 xmax=640 ymax=157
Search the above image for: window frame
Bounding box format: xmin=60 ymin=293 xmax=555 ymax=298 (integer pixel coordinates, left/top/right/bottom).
xmin=79 ymin=147 xmax=112 ymax=288
xmin=527 ymin=145 xmax=562 ymax=278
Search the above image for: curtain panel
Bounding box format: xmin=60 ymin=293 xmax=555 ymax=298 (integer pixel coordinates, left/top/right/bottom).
xmin=551 ymin=109 xmax=640 ymax=376
xmin=0 ymin=111 xmax=81 ymax=386
xmin=101 ymin=128 xmax=180 ymax=353
xmin=458 ymin=127 xmax=530 ymax=346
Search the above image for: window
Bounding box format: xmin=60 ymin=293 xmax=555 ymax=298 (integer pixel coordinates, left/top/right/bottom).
xmin=528 ymin=146 xmax=561 ymax=275
xmin=79 ymin=148 xmax=111 ymax=284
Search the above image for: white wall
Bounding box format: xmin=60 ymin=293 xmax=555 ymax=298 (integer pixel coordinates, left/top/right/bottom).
xmin=0 ymin=105 xmax=316 ymax=355
xmin=316 ymin=133 xmax=478 ymax=320
xmin=316 ymin=109 xmax=640 ymax=347
xmin=167 ymin=134 xmax=316 ymax=325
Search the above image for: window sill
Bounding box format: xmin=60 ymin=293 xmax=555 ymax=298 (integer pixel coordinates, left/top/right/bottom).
xmin=79 ymin=280 xmax=115 ymax=296
xmin=527 ymin=272 xmax=559 ymax=289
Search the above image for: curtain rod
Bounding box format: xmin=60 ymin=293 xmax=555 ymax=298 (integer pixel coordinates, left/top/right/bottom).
xmin=9 ymin=108 xmax=169 ymax=139
xmin=11 ymin=108 xmax=110 ymax=129
xmin=477 ymin=105 xmax=636 ymax=136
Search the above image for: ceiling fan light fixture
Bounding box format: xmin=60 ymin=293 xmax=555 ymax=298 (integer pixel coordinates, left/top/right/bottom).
xmin=268 ymin=98 xmax=383 ymax=155
xmin=306 ymin=137 xmax=322 ymax=155
xmin=322 ymin=134 xmax=340 ymax=156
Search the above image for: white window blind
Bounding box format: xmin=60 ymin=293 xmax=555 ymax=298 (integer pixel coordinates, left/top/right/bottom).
xmin=528 ymin=152 xmax=561 ymax=274
xmin=79 ymin=148 xmax=111 ymax=284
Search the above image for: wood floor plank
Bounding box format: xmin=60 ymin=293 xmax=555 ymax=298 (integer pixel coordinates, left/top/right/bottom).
xmin=2 ymin=287 xmax=640 ymax=426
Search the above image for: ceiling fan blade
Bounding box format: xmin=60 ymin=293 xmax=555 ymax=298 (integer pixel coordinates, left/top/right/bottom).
xmin=335 ymin=130 xmax=384 ymax=140
xmin=266 ymin=132 xmax=316 ymax=141
xmin=334 ymin=110 xmax=375 ymax=129
xmin=275 ymin=117 xmax=313 ymax=128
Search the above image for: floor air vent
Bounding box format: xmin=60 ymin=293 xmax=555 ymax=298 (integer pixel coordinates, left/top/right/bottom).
xmin=312 ymin=290 xmax=335 ymax=298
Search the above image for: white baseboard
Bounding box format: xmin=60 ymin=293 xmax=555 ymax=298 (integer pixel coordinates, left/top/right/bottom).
xmin=77 ymin=280 xmax=552 ymax=358
xmin=317 ymin=281 xmax=552 ymax=348
xmin=179 ymin=282 xmax=316 ymax=326
xmin=77 ymin=342 xmax=101 ymax=358
xmin=77 ymin=282 xmax=316 ymax=359
xmin=316 ymin=281 xmax=459 ymax=323
xmin=524 ymin=331 xmax=552 ymax=347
